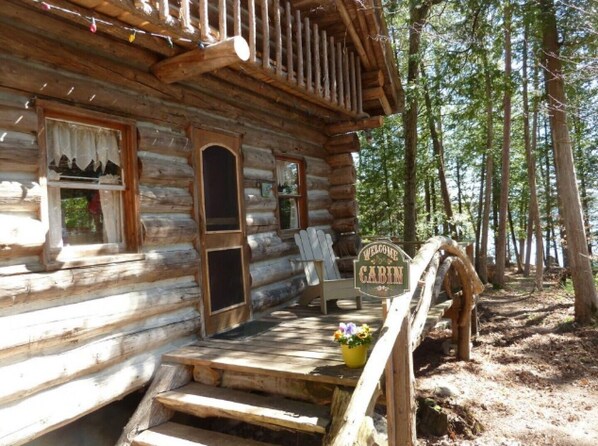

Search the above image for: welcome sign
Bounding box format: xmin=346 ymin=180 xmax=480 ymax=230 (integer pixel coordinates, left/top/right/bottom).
xmin=354 ymin=241 xmax=411 ymax=298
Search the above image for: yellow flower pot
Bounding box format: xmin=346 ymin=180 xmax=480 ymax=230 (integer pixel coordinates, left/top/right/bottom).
xmin=341 ymin=344 xmax=368 ymax=368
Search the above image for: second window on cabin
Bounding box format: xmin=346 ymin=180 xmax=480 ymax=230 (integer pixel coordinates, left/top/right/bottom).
xmin=276 ymin=157 xmax=306 ymax=231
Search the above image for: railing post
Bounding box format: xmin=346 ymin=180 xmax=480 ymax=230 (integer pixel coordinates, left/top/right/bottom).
xmin=261 ymin=0 xmax=270 ymax=69
xmin=234 ymin=0 xmax=241 ymax=36
xmin=305 ymin=17 xmax=312 ymax=93
xmin=180 ymin=0 xmax=191 ymax=31
xmin=330 ymin=36 xmax=337 ymax=104
xmin=296 ymin=9 xmax=304 ymax=87
xmin=314 ymin=23 xmax=321 ymax=97
xmin=323 ymin=30 xmax=330 ymax=100
xmin=286 ymin=2 xmax=294 ymax=83
xmin=350 ymin=51 xmax=357 ymax=113
xmin=249 ymin=0 xmax=257 ymax=62
xmin=336 ymin=42 xmax=344 ymax=108
xmin=356 ymin=57 xmax=363 ymax=115
xmin=343 ymin=47 xmax=351 ymax=110
xmin=199 ymin=0 xmax=209 ymax=41
xmin=219 ymin=0 xmax=227 ymax=40
xmin=274 ymin=0 xmax=282 ymax=76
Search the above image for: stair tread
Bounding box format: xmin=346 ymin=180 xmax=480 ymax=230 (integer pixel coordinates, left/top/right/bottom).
xmin=156 ymin=382 xmax=330 ymax=434
xmin=133 ymin=422 xmax=277 ymax=446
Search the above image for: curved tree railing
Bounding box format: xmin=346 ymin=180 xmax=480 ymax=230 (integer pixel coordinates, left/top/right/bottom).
xmin=326 ymin=236 xmax=484 ymax=446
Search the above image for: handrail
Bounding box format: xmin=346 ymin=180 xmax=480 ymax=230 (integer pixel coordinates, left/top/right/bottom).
xmin=327 ymin=236 xmax=483 ymax=446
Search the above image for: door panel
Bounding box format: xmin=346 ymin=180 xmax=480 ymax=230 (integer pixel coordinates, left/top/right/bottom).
xmin=193 ymin=129 xmax=250 ymax=335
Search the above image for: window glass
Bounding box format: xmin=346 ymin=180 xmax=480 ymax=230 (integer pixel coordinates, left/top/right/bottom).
xmin=276 ymin=158 xmax=305 ymax=231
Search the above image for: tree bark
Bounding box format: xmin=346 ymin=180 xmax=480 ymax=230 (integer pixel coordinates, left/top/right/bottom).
xmin=493 ymin=1 xmax=512 ymax=287
xmin=522 ymin=25 xmax=544 ymax=289
xmin=540 ymin=0 xmax=597 ymax=323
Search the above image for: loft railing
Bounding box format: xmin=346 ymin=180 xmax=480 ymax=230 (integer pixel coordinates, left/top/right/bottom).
xmin=137 ymin=0 xmax=363 ymax=116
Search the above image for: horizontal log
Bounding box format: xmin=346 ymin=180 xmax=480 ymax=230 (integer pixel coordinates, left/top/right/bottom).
xmin=250 ymin=255 xmax=301 ymax=289
xmin=362 ymin=70 xmax=384 ymax=88
xmin=327 ymin=153 xmax=354 ymax=168
xmin=304 ymin=157 xmax=331 ymax=177
xmin=251 ymin=275 xmax=306 ymax=313
xmin=243 ymin=167 xmax=274 ymax=181
xmin=330 ymin=200 xmax=357 ymax=218
xmin=152 ymin=37 xmax=250 ymax=83
xmin=329 ymin=184 xmax=356 ymax=200
xmin=0 ymin=90 xmax=31 ymax=109
xmin=247 ymin=232 xmax=297 ymax=262
xmin=0 ymin=104 xmax=37 ymax=133
xmin=246 ymin=211 xmax=277 ymax=227
xmin=0 ymin=282 xmax=200 ymax=355
xmin=139 ymin=186 xmax=193 ymax=214
xmin=307 ymin=190 xmax=332 ymax=211
xmin=0 ymin=180 xmax=41 ymax=212
xmin=329 ymin=166 xmax=356 ymax=186
xmin=139 ymin=152 xmax=194 ymax=187
xmin=246 ymin=223 xmax=279 ymax=235
xmin=309 ymin=209 xmax=334 ymax=226
xmin=0 ymin=214 xmax=45 ymax=248
xmin=142 ymin=215 xmax=198 ymax=246
xmin=0 ymin=315 xmax=199 ymax=404
xmin=0 ymin=130 xmax=38 ymax=173
xmin=325 ymin=133 xmax=359 ymax=149
xmin=325 ymin=116 xmax=384 ymax=136
xmin=306 ymin=174 xmax=329 ymax=190
xmin=326 ymin=141 xmax=361 ymax=154
xmin=245 ymin=188 xmax=277 ymax=211
xmin=332 ymin=218 xmax=358 ymax=234
xmin=0 ymin=337 xmax=195 ymax=446
xmin=362 ymin=87 xmax=385 ymax=102
xmin=0 ymin=249 xmax=200 ymax=312
xmin=137 ymin=125 xmax=192 ymax=158
xmin=243 ymin=146 xmax=275 ymax=170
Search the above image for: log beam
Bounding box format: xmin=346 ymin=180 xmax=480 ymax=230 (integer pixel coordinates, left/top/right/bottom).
xmin=152 ymin=37 xmax=250 ymax=83
xmin=326 ymin=116 xmax=384 ymax=136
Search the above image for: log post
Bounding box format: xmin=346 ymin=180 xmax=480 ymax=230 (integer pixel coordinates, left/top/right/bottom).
xmin=356 ymin=57 xmax=363 ymax=115
xmin=286 ymin=2 xmax=294 ymax=83
xmin=199 ymin=0 xmax=209 ymax=41
xmin=219 ymin=0 xmax=227 ymax=40
xmin=274 ymin=0 xmax=282 ymax=76
xmin=330 ymin=36 xmax=337 ymax=104
xmin=296 ymin=9 xmax=304 ymax=87
xmin=305 ymin=17 xmax=312 ymax=93
xmin=314 ymin=23 xmax=321 ymax=96
xmin=234 ymin=0 xmax=241 ymax=36
xmin=261 ymin=0 xmax=270 ymax=69
xmin=249 ymin=0 xmax=257 ymax=62
xmin=151 ymin=37 xmax=250 ymax=83
xmin=344 ymin=46 xmax=351 ymax=110
xmin=350 ymin=52 xmax=357 ymax=113
xmin=323 ymin=30 xmax=329 ymax=100
xmin=179 ymin=0 xmax=190 ymax=30
xmin=337 ymin=42 xmax=344 ymax=108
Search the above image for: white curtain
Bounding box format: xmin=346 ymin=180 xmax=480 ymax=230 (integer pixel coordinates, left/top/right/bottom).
xmin=99 ymin=190 xmax=121 ymax=244
xmin=47 ymin=120 xmax=121 ymax=171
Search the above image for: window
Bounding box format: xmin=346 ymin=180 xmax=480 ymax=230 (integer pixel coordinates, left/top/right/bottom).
xmin=276 ymin=157 xmax=306 ymax=231
xmin=42 ymin=109 xmax=139 ymax=262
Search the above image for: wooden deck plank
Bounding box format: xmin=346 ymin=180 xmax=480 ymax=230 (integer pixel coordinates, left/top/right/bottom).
xmin=133 ymin=422 xmax=277 ymax=446
xmin=156 ymin=383 xmax=330 ymax=434
xmin=163 ymin=345 xmax=362 ymax=386
xmin=194 ymin=339 xmax=344 ymax=360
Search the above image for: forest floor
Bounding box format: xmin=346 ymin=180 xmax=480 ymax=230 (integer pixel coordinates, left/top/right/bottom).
xmin=414 ymin=269 xmax=598 ymax=446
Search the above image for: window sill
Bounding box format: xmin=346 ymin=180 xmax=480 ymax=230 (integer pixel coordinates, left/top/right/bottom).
xmin=44 ymin=252 xmax=146 ymax=271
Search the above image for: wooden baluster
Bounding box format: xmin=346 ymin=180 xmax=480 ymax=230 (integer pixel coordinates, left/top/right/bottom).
xmin=330 ymin=36 xmax=337 ymax=104
xmin=219 ymin=0 xmax=227 ymax=40
xmin=234 ymin=0 xmax=241 ymax=36
xmin=323 ymin=30 xmax=330 ymax=100
xmin=337 ymin=41 xmax=344 ymax=108
xmin=350 ymin=52 xmax=357 ymax=113
xmin=314 ymin=23 xmax=321 ymax=97
xmin=357 ymin=57 xmax=363 ymax=115
xmin=286 ymin=2 xmax=294 ymax=83
xmin=159 ymin=0 xmax=169 ymax=21
xmin=274 ymin=0 xmax=282 ymax=76
xmin=344 ymin=45 xmax=351 ymax=110
xmin=249 ymin=0 xmax=256 ymax=62
xmin=180 ymin=0 xmax=191 ymax=31
xmin=305 ymin=17 xmax=312 ymax=93
xmin=296 ymin=9 xmax=304 ymax=87
xmin=199 ymin=0 xmax=209 ymax=41
xmin=261 ymin=0 xmax=270 ymax=69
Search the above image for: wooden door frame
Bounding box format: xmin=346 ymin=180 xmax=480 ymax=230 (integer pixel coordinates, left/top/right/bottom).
xmin=191 ymin=128 xmax=251 ymax=336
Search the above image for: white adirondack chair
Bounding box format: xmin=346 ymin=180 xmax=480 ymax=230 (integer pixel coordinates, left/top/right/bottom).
xmin=294 ymin=228 xmax=363 ymax=314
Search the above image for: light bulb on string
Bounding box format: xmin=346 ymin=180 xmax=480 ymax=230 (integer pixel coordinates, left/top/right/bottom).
xmin=90 ymin=17 xmax=97 ymax=33
xmin=129 ymin=31 xmax=136 ymax=43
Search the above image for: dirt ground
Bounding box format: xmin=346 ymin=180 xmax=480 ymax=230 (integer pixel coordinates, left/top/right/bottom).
xmin=414 ymin=271 xmax=598 ymax=446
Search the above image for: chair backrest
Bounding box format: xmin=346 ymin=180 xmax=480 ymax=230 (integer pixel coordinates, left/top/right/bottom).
xmin=294 ymin=228 xmax=342 ymax=282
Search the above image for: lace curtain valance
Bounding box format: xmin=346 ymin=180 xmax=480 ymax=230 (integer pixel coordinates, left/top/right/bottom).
xmin=47 ymin=119 xmax=121 ymax=171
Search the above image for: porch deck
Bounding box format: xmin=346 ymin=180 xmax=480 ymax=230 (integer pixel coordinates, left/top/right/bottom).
xmin=163 ymin=298 xmax=384 ymax=389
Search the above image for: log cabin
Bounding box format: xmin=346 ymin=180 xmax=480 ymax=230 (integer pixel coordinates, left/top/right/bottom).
xmin=0 ymin=0 xmax=402 ymax=444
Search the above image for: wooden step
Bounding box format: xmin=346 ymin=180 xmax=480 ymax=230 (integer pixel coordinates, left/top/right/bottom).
xmin=133 ymin=422 xmax=277 ymax=446
xmin=155 ymin=382 xmax=330 ymax=434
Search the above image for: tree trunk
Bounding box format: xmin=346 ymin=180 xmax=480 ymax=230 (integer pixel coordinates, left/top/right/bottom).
xmin=493 ymin=1 xmax=512 ymax=288
xmin=540 ymin=0 xmax=598 ymax=323
xmin=508 ymin=205 xmax=523 ymax=273
xmin=475 ymin=152 xmax=486 ymax=272
xmin=421 ymin=65 xmax=454 ymax=237
xmin=522 ymin=24 xmax=544 ymax=289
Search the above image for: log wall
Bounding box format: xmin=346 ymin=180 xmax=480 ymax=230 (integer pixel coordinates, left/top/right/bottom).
xmin=0 ymin=4 xmax=346 ymax=443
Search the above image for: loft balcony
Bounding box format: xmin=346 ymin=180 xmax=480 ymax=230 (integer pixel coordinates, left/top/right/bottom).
xmin=61 ymin=0 xmax=403 ymax=120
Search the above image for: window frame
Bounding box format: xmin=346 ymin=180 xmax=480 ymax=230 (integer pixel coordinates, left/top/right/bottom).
xmin=275 ymin=155 xmax=307 ymax=234
xmin=38 ymin=103 xmax=141 ymax=268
